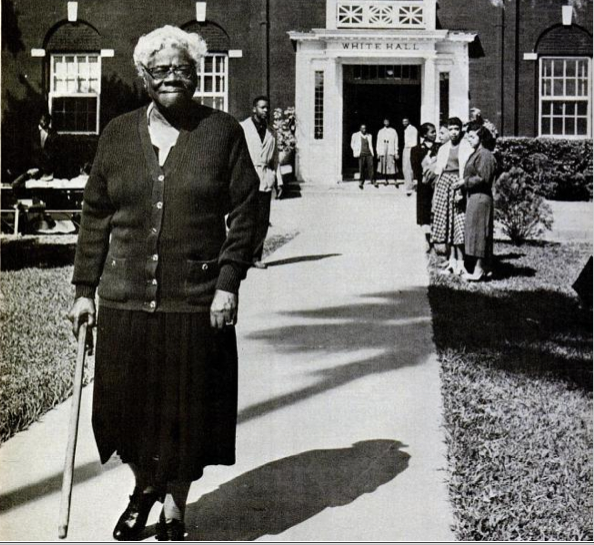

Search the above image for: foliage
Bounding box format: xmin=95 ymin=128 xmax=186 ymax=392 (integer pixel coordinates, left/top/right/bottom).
xmin=494 ymin=138 xmax=593 ymax=201
xmin=429 ymin=240 xmax=593 ymax=541
xmin=494 ymin=167 xmax=554 ymax=245
xmin=272 ymin=107 xmax=297 ymax=153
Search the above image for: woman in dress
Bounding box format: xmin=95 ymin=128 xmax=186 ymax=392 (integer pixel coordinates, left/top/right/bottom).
xmin=68 ymin=25 xmax=259 ymax=541
xmin=411 ymin=122 xmax=439 ymax=252
xmin=452 ymin=122 xmax=498 ymax=281
xmin=431 ymin=117 xmax=474 ymax=274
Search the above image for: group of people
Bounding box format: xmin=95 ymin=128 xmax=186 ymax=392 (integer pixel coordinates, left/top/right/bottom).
xmin=350 ymin=117 xmax=419 ymax=195
xmin=411 ymin=113 xmax=498 ymax=282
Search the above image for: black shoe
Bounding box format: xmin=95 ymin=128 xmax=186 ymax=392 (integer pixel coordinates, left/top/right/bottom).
xmin=113 ymin=487 xmax=163 ymax=541
xmin=358 ymin=183 xmax=364 ymax=190
xmin=156 ymin=510 xmax=186 ymax=541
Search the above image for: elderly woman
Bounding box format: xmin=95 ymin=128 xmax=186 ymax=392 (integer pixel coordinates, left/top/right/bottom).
xmin=452 ymin=121 xmax=498 ymax=281
xmin=68 ymin=26 xmax=259 ymax=541
xmin=431 ymin=117 xmax=474 ymax=275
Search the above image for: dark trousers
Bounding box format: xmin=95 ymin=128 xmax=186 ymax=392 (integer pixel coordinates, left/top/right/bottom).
xmin=253 ymin=190 xmax=272 ymax=261
xmin=358 ymin=154 xmax=374 ymax=183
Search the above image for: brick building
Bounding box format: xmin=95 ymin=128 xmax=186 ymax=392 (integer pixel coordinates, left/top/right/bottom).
xmin=2 ymin=0 xmax=592 ymax=182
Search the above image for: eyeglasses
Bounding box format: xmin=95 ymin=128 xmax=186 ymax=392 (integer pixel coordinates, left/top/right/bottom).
xmin=142 ymin=64 xmax=195 ymax=80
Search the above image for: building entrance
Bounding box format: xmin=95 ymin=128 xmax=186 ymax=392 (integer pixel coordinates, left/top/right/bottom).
xmin=342 ymin=64 xmax=421 ymax=180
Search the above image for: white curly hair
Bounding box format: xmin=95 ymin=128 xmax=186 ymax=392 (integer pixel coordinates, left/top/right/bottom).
xmin=133 ymin=25 xmax=208 ymax=77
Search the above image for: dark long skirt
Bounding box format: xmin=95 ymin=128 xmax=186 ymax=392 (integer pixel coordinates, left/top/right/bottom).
xmin=93 ymin=306 xmax=238 ymax=483
xmin=416 ymin=179 xmax=434 ymax=226
xmin=465 ymin=193 xmax=494 ymax=259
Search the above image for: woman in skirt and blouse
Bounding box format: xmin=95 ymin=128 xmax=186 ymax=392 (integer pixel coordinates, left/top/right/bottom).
xmin=452 ymin=122 xmax=498 ymax=281
xmin=68 ymin=26 xmax=259 ymax=541
xmin=431 ymin=117 xmax=474 ymax=275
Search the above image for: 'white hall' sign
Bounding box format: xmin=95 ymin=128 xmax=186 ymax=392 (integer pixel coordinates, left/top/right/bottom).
xmin=328 ymin=41 xmax=434 ymax=53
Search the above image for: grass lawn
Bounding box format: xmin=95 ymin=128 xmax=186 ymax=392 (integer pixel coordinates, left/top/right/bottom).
xmin=0 ymin=231 xmax=298 ymax=444
xmin=428 ymin=240 xmax=593 ymax=541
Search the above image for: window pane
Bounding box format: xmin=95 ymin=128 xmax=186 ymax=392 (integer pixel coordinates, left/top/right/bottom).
xmin=542 ymin=59 xmax=552 ymax=77
xmin=577 ymin=102 xmax=587 ymax=115
xmin=553 ymin=61 xmax=564 ymax=77
xmin=542 ymin=101 xmax=553 ymax=116
xmin=565 ymin=118 xmax=575 ymax=135
xmin=565 ymin=79 xmax=576 ymax=96
xmin=577 ymin=118 xmax=588 ymax=135
xmin=541 ymin=118 xmax=551 ymax=135
xmin=553 ymin=102 xmax=563 ymax=115
xmin=542 ymin=79 xmax=551 ymax=96
xmin=566 ymin=60 xmax=576 ymax=78
xmin=204 ymin=76 xmax=213 ymax=92
xmin=552 ymin=117 xmax=563 ymax=134
xmin=565 ymin=102 xmax=576 ymax=115
xmin=553 ymin=79 xmax=563 ymax=96
xmin=204 ymin=56 xmax=213 ymax=73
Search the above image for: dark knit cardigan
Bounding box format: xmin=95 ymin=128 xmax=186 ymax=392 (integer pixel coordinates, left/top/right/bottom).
xmin=72 ymin=104 xmax=259 ymax=313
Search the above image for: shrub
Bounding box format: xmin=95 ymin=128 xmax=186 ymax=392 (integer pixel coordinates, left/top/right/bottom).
xmin=494 ymin=138 xmax=593 ymax=201
xmin=494 ymin=167 xmax=554 ymax=245
xmin=272 ymin=107 xmax=297 ymax=154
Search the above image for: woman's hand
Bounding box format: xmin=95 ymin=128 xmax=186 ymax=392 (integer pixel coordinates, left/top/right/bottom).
xmin=452 ymin=178 xmax=465 ymax=190
xmin=210 ymin=289 xmax=238 ymax=329
xmin=67 ymin=297 xmax=96 ymax=337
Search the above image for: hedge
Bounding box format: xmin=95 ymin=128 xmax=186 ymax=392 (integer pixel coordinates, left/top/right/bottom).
xmin=494 ymin=138 xmax=593 ymax=202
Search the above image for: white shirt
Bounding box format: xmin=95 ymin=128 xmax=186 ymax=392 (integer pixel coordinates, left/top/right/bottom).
xmin=376 ymin=127 xmax=398 ymax=156
xmin=147 ymin=103 xmax=180 ymax=166
xmin=404 ymin=124 xmax=419 ymax=148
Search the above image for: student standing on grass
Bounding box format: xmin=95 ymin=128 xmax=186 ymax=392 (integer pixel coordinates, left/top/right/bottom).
xmin=411 ymin=122 xmax=439 ymax=252
xmin=350 ymin=124 xmax=375 ymax=189
xmin=68 ymin=25 xmax=259 ymax=541
xmin=431 ymin=117 xmax=474 ymax=275
xmin=452 ymin=121 xmax=498 ymax=281
xmin=241 ymin=96 xmax=278 ymax=270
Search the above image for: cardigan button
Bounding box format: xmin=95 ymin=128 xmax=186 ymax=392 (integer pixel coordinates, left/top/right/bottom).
xmin=158 ymin=174 xmax=165 ymax=182
xmin=156 ymin=202 xmax=163 ymax=209
xmin=149 ymin=301 xmax=156 ymax=309
xmin=202 ymin=264 xmax=208 ymax=271
xmin=152 ymin=254 xmax=158 ymax=261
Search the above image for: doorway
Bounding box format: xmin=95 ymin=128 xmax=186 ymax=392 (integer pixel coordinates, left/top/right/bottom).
xmin=342 ymin=65 xmax=421 ymax=179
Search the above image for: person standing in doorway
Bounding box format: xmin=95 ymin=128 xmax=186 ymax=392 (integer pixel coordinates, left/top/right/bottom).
xmin=241 ymin=96 xmax=279 ymax=270
xmin=32 ymin=112 xmax=58 ymax=179
xmin=376 ymin=118 xmax=398 ymax=185
xmin=402 ymin=117 xmax=419 ymax=196
xmin=350 ymin=124 xmax=375 ymax=190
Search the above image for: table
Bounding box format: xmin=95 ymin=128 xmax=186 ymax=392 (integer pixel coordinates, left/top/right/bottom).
xmin=1 ymin=177 xmax=87 ymax=236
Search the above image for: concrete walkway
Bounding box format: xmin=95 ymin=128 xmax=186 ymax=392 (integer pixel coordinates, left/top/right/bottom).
xmin=0 ymin=184 xmax=454 ymax=541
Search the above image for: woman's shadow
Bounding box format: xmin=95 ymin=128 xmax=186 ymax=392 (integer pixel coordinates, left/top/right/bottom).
xmin=153 ymin=439 xmax=409 ymax=541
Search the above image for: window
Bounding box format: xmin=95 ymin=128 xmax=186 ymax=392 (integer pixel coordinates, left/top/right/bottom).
xmin=539 ymin=57 xmax=591 ymax=137
xmin=352 ymin=64 xmax=420 ymax=83
xmin=50 ymin=54 xmax=101 ymax=134
xmin=314 ymin=70 xmax=324 ymax=140
xmin=194 ymin=54 xmax=228 ymax=111
xmin=439 ymin=72 xmax=450 ymax=126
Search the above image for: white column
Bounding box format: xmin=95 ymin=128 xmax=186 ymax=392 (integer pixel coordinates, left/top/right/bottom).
xmin=448 ymin=43 xmax=470 ymax=120
xmin=421 ymin=56 xmax=438 ymax=125
xmin=325 ymin=59 xmax=343 ymax=183
xmin=293 ymin=46 xmax=310 ymax=182
xmin=326 ymin=0 xmax=337 ymax=29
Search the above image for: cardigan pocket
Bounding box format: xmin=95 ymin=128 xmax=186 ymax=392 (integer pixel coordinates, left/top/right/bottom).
xmin=97 ymin=256 xmax=129 ymax=302
xmin=185 ymin=258 xmax=220 ymax=305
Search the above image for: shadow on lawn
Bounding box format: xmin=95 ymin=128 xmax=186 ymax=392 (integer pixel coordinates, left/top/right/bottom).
xmin=0 ymin=239 xmax=76 ymax=271
xmin=145 ymin=440 xmax=409 ymax=541
xmin=428 ymin=283 xmax=593 ymax=390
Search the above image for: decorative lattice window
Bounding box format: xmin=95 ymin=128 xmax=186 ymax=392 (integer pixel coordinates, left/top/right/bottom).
xmin=539 ymin=57 xmax=591 ymax=137
xmin=49 ymin=54 xmax=100 ymax=134
xmin=337 ymin=1 xmax=425 ymax=29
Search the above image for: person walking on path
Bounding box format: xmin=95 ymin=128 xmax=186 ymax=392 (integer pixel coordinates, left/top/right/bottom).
xmin=376 ymin=118 xmax=398 ymax=185
xmin=452 ymin=121 xmax=498 ymax=281
xmin=431 ymin=117 xmax=473 ymax=275
xmin=68 ymin=25 xmax=259 ymax=542
xmin=411 ymin=122 xmax=439 ymax=252
xmin=402 ymin=117 xmax=419 ymax=196
xmin=241 ymin=96 xmax=278 ymax=270
xmin=350 ymin=124 xmax=375 ymax=189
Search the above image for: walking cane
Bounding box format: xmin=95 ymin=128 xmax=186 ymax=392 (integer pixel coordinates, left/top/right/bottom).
xmin=58 ymin=321 xmax=88 ymax=539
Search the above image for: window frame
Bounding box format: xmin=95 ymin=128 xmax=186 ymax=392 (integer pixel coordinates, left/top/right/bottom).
xmin=193 ymin=53 xmax=229 ymax=112
xmin=48 ymin=53 xmax=102 ymax=135
xmin=538 ymin=56 xmax=591 ymax=139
